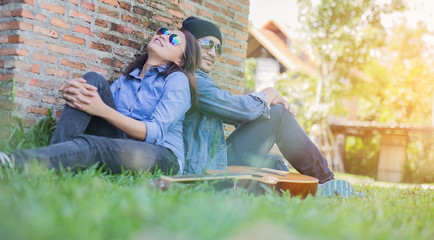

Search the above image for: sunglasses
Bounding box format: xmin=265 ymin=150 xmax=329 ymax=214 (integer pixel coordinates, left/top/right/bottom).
xmin=156 ymin=27 xmax=185 ymax=58
xmin=200 ymin=38 xmax=222 ymax=56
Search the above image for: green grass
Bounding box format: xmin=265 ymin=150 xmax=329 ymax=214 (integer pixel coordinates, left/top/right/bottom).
xmin=1 ymin=80 xmax=433 ymax=240
xmin=0 ymin=166 xmax=433 ymax=240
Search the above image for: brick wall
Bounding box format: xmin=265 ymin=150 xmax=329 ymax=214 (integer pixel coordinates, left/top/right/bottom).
xmin=0 ymin=0 xmax=250 ymax=125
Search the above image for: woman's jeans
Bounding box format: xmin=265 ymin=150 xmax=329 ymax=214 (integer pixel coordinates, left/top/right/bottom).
xmin=226 ymin=104 xmax=334 ymax=183
xmin=11 ymin=72 xmax=179 ymax=174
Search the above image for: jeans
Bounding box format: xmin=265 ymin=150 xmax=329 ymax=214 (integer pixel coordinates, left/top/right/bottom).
xmin=11 ymin=72 xmax=179 ymax=174
xmin=226 ymin=104 xmax=334 ymax=183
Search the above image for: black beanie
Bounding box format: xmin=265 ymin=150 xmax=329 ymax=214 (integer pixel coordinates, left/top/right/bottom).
xmin=182 ymin=16 xmax=222 ymax=43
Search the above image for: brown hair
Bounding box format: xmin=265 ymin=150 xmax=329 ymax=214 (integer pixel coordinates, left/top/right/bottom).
xmin=123 ymin=28 xmax=200 ymax=109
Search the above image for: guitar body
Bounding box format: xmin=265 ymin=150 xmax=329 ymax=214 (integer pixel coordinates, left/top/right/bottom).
xmin=157 ymin=166 xmax=319 ymax=199
xmin=206 ymin=166 xmax=319 ymax=198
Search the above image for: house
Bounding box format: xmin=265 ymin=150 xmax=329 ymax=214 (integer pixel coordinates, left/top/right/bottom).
xmin=246 ymin=19 xmax=320 ymax=92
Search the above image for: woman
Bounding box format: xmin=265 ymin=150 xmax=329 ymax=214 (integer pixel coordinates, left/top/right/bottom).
xmin=0 ymin=27 xmax=201 ymax=175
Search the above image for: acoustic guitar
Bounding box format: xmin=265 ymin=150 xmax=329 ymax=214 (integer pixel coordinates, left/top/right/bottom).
xmin=156 ymin=166 xmax=319 ymax=199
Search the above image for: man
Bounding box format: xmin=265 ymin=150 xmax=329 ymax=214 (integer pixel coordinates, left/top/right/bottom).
xmin=181 ymin=17 xmax=354 ymax=197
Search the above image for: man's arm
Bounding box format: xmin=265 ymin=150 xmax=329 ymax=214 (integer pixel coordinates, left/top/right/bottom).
xmin=196 ymin=72 xmax=294 ymax=125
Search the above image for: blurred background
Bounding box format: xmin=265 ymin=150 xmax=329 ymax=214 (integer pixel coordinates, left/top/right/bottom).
xmin=245 ymin=0 xmax=434 ymax=183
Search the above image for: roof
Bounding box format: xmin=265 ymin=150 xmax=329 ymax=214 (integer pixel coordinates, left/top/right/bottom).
xmin=328 ymin=119 xmax=434 ymax=135
xmin=247 ymin=19 xmax=320 ymax=78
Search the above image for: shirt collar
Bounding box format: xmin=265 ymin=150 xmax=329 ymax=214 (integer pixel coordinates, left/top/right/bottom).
xmin=129 ymin=65 xmax=168 ymax=80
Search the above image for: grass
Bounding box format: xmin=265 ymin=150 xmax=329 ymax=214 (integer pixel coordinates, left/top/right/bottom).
xmin=0 ymin=166 xmax=433 ymax=240
xmin=0 ymin=80 xmax=433 ymax=240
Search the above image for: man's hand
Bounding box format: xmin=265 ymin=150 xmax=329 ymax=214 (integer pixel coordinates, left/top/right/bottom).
xmin=62 ymin=78 xmax=97 ymax=108
xmin=271 ymin=95 xmax=296 ymax=117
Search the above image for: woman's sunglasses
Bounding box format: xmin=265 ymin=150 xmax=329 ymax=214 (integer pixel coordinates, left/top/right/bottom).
xmin=156 ymin=27 xmax=185 ymax=58
xmin=200 ymin=38 xmax=222 ymax=56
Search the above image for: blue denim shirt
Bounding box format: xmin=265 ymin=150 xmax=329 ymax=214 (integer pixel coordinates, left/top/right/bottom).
xmin=183 ymin=69 xmax=270 ymax=174
xmin=110 ymin=67 xmax=191 ymax=173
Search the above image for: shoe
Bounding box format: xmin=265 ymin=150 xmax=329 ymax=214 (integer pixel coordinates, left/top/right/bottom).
xmin=317 ymin=179 xmax=354 ymax=198
xmin=0 ymin=152 xmax=14 ymax=168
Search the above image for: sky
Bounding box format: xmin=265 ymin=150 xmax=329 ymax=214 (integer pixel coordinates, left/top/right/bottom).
xmin=249 ymin=0 xmax=434 ymax=32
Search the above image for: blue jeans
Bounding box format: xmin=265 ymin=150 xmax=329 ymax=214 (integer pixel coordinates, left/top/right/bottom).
xmin=11 ymin=72 xmax=179 ymax=174
xmin=226 ymin=104 xmax=334 ymax=183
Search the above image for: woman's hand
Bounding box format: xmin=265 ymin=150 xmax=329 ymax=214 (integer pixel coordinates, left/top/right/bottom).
xmin=62 ymin=78 xmax=97 ymax=108
xmin=66 ymin=92 xmax=109 ymax=117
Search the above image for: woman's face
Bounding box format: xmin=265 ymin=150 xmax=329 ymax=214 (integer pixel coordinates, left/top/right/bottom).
xmin=147 ymin=29 xmax=186 ymax=66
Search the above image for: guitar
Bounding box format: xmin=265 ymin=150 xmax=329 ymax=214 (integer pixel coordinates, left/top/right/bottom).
xmin=156 ymin=166 xmax=319 ymax=199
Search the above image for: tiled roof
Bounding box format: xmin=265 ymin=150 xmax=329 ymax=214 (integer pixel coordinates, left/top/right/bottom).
xmin=247 ymin=19 xmax=320 ymax=78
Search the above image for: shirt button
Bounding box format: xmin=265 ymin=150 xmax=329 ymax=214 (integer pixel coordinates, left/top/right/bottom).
xmin=129 ymin=108 xmax=132 ymax=112
xmin=118 ymin=88 xmax=120 ymax=91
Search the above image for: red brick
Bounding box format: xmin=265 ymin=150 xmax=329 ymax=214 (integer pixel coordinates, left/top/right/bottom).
xmin=51 ymin=18 xmax=71 ymax=29
xmin=99 ymin=32 xmax=120 ymax=43
xmin=13 ymin=61 xmax=40 ymax=73
xmin=133 ymin=30 xmax=148 ymax=40
xmin=0 ymin=21 xmax=21 ymax=31
xmin=214 ymin=0 xmax=227 ymax=5
xmin=121 ymin=39 xmax=141 ymax=50
xmin=221 ymin=8 xmax=234 ymax=18
xmin=197 ymin=9 xmax=212 ymax=18
xmin=0 ymin=36 xmax=8 ymax=43
xmin=236 ymin=32 xmax=248 ymax=41
xmin=122 ymin=14 xmax=141 ymax=26
xmin=61 ymin=59 xmax=85 ymax=70
xmin=155 ymin=14 xmax=172 ymax=24
xmin=45 ymin=68 xmax=69 ymax=78
xmin=73 ymin=25 xmax=93 ymax=35
xmin=34 ymin=25 xmax=59 ymax=38
xmin=41 ymin=2 xmax=65 ymax=15
xmin=30 ymin=78 xmax=55 ymax=89
xmin=88 ymin=65 xmax=108 ymax=75
xmin=114 ymin=48 xmax=135 ymax=59
xmin=63 ymin=34 xmax=85 ymax=45
xmin=101 ymin=57 xmax=123 ymax=68
xmin=100 ymin=0 xmax=118 ymax=7
xmin=90 ymin=42 xmax=112 ymax=52
xmin=111 ymin=23 xmax=132 ymax=34
xmin=0 ymin=48 xmax=15 ymax=56
xmin=42 ymin=95 xmax=64 ymax=105
xmin=12 ymin=9 xmax=46 ymax=21
xmin=179 ymin=3 xmax=195 ymax=11
xmin=76 ymin=50 xmax=98 ymax=61
xmin=228 ymin=2 xmax=242 ymax=12
xmin=69 ymin=0 xmax=79 ymax=5
xmin=48 ymin=44 xmax=73 ymax=55
xmin=95 ymin=19 xmax=108 ymax=28
xmin=0 ymin=60 xmax=3 ymax=68
xmin=82 ymin=0 xmax=95 ymax=11
xmin=205 ymin=2 xmax=220 ymax=11
xmin=148 ymin=1 xmax=165 ymax=11
xmin=168 ymin=9 xmax=184 ymax=18
xmin=32 ymin=52 xmax=57 ymax=63
xmin=214 ymin=15 xmax=228 ymax=25
xmin=27 ymin=106 xmax=49 ymax=116
xmin=236 ymin=15 xmax=249 ymax=25
xmin=227 ymin=59 xmax=240 ymax=66
xmin=56 ymin=110 xmax=62 ymax=118
xmin=70 ymin=10 xmax=92 ymax=23
xmin=0 ymin=74 xmax=14 ymax=81
xmin=133 ymin=6 xmax=153 ymax=18
xmin=98 ymin=6 xmax=119 ymax=18
xmin=120 ymin=1 xmax=131 ymax=10
xmin=23 ymin=37 xmax=46 ymax=48
xmin=15 ymin=90 xmax=36 ymax=100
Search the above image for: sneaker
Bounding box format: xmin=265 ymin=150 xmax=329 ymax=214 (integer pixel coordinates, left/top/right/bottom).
xmin=317 ymin=179 xmax=354 ymax=198
xmin=0 ymin=152 xmax=14 ymax=168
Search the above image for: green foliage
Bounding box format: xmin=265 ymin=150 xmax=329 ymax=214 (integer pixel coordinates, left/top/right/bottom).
xmin=344 ymin=134 xmax=381 ymax=178
xmin=244 ymin=58 xmax=257 ymax=93
xmin=0 ymin=169 xmax=433 ymax=240
xmin=0 ymin=78 xmax=56 ymax=153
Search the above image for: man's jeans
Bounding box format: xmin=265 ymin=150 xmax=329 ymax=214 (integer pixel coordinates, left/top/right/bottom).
xmin=226 ymin=104 xmax=334 ymax=183
xmin=11 ymin=72 xmax=179 ymax=174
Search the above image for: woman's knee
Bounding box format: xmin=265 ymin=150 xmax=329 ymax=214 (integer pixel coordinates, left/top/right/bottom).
xmin=82 ymin=72 xmax=109 ymax=88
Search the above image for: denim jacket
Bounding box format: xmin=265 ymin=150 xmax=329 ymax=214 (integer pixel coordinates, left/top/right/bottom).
xmin=183 ymin=69 xmax=270 ymax=174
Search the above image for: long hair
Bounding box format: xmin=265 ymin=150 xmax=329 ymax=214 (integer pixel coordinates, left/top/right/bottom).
xmin=123 ymin=29 xmax=200 ymax=109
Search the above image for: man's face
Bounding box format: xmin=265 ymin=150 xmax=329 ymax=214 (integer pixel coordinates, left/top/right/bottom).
xmin=197 ymin=36 xmax=221 ymax=73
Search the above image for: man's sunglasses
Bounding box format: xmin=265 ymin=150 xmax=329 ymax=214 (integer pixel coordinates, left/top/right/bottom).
xmin=200 ymin=38 xmax=222 ymax=56
xmin=156 ymin=27 xmax=185 ymax=59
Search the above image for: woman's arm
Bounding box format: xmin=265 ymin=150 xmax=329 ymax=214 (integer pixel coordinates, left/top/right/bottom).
xmin=66 ymin=91 xmax=149 ymax=140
